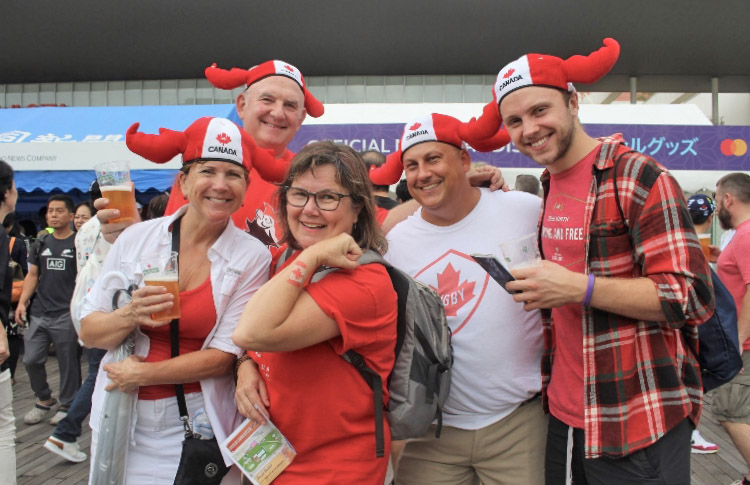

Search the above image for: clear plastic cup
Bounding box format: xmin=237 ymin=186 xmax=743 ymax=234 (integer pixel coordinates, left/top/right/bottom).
xmin=94 ymin=161 xmax=137 ymax=224
xmin=499 ymin=233 xmax=542 ymax=270
xmin=140 ymin=251 xmax=180 ymax=322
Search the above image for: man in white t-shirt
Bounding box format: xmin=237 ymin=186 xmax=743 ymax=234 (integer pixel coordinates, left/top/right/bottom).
xmin=371 ymin=113 xmax=545 ymax=485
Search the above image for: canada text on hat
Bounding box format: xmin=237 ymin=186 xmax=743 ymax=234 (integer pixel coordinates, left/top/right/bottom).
xmin=494 ymin=38 xmax=620 ymax=106
xmin=126 ymin=116 xmax=289 ymax=183
xmin=369 ymin=113 xmax=510 ymax=185
xmin=205 ymin=60 xmax=324 ymax=118
xmin=461 ymin=38 xmax=620 ymax=141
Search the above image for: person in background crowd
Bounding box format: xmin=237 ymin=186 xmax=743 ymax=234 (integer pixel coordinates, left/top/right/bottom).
xmin=233 ymin=142 xmax=398 ymax=484
xmin=685 ymin=193 xmax=721 ymax=454
xmin=145 ymin=192 xmax=170 ymax=220
xmin=36 ymin=205 xmax=52 ymax=238
xmin=712 ymin=173 xmax=750 ymax=485
xmin=80 ymin=117 xmax=272 ymax=483
xmin=361 ymin=150 xmax=399 ymax=210
xmin=44 ymin=181 xmax=109 ymax=463
xmin=479 ymin=38 xmax=713 ymax=484
xmin=371 ymin=114 xmax=545 ymax=485
xmin=17 ymin=194 xmax=81 ymax=427
xmin=18 ymin=219 xmax=37 ymax=240
xmin=73 ymin=202 xmax=95 ymax=232
xmin=0 ymin=159 xmax=19 ymax=485
xmin=688 ymin=193 xmax=716 ymax=235
xmin=395 ymin=179 xmax=412 ymax=204
xmin=2 ymin=214 xmax=28 ymax=385
xmin=514 ymin=173 xmax=541 ymax=197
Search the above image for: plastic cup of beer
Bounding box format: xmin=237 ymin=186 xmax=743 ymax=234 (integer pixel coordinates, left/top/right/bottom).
xmin=94 ymin=160 xmax=137 ymax=224
xmin=140 ymin=251 xmax=180 ymax=323
xmin=500 ymin=233 xmax=542 ymax=270
xmin=699 ymin=233 xmax=712 ymax=260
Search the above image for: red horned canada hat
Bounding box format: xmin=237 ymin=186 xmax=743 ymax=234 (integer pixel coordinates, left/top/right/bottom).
xmin=369 ymin=113 xmax=510 ymax=185
xmin=205 ymin=60 xmax=324 ymax=118
xmin=125 ymin=116 xmax=288 ymax=183
xmin=463 ymin=38 xmax=620 ymax=140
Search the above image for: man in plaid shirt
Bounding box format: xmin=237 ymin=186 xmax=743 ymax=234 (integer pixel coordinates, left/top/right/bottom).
xmin=473 ymin=39 xmax=714 ymax=484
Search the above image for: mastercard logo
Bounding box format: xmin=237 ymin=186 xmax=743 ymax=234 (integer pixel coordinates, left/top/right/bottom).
xmin=720 ymin=139 xmax=748 ymax=156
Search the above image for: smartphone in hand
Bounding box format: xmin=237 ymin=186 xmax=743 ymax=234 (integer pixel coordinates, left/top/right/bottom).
xmin=471 ymin=253 xmax=519 ymax=294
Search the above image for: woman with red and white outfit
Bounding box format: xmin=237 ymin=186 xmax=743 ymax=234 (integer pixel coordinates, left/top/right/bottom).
xmin=80 ymin=117 xmax=275 ymax=484
xmin=233 ymin=141 xmax=398 ymax=484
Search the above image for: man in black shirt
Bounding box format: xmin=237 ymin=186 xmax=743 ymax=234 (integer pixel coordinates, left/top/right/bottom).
xmin=16 ymin=194 xmax=80 ymax=425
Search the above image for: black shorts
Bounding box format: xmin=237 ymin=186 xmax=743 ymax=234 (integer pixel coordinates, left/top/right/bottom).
xmin=545 ymin=414 xmax=692 ymax=485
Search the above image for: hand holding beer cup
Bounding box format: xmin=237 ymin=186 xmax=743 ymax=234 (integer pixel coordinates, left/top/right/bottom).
xmin=94 ymin=160 xmax=138 ymax=225
xmin=94 ymin=181 xmax=141 ymax=244
xmin=500 ymin=233 xmax=542 ymax=271
xmin=140 ymin=252 xmax=181 ymax=323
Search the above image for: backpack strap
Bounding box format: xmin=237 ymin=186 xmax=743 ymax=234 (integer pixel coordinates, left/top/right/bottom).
xmin=342 ymin=349 xmax=385 ymax=457
xmin=35 ymin=232 xmax=50 ymax=263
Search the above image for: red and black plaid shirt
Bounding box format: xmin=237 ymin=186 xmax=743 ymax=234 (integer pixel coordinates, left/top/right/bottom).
xmin=539 ymin=135 xmax=714 ymax=458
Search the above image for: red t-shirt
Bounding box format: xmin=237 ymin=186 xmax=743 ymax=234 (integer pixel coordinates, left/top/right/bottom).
xmin=165 ymin=150 xmax=294 ymax=250
xmin=375 ymin=206 xmax=389 ymax=226
xmin=139 ymin=276 xmax=216 ymax=400
xmin=252 ymin=252 xmax=398 ymax=484
xmin=718 ymin=219 xmax=750 ymax=350
xmin=542 ymin=147 xmax=597 ymax=429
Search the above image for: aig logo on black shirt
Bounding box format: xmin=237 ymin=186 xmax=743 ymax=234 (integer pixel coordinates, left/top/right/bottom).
xmin=47 ymin=258 xmax=65 ymax=270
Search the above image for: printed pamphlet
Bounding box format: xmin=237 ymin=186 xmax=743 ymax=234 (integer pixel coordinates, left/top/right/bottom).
xmin=221 ymin=416 xmax=296 ymax=484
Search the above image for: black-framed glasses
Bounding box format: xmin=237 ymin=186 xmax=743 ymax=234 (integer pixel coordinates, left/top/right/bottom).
xmin=284 ymin=186 xmax=352 ymax=211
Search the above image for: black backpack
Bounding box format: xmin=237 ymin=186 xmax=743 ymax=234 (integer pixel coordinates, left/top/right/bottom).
xmin=697 ymin=268 xmax=742 ymax=392
xmin=597 ymin=149 xmax=741 ymax=392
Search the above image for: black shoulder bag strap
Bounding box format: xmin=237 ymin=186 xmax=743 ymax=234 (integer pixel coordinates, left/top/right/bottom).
xmin=168 ymin=216 xmax=191 ymax=436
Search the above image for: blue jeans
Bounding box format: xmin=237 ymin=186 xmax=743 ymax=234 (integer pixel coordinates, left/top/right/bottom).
xmin=51 ymin=348 xmax=107 ymax=443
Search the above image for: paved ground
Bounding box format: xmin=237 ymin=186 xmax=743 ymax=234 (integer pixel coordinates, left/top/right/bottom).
xmin=8 ymin=350 xmax=748 ymax=484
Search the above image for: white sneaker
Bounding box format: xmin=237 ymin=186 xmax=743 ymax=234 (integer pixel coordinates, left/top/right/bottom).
xmin=49 ymin=411 xmax=67 ymax=426
xmin=691 ymin=429 xmax=719 ymax=454
xmin=23 ymin=399 xmax=57 ymax=425
xmin=44 ymin=436 xmax=87 ymax=463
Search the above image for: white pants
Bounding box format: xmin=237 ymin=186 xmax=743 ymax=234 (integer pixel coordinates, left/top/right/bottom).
xmin=0 ymin=369 xmax=16 ymax=485
xmin=90 ymin=392 xmax=238 ymax=485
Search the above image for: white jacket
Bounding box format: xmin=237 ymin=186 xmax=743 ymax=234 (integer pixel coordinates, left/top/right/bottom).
xmin=81 ymin=206 xmax=271 ymax=464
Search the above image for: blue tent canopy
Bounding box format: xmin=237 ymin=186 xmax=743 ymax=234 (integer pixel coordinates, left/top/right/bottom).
xmin=15 ymin=169 xmax=178 ymax=193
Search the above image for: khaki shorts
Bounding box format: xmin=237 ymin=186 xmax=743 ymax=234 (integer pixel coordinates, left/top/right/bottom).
xmin=396 ymin=396 xmax=547 ymax=485
xmin=713 ymin=353 xmax=750 ymax=424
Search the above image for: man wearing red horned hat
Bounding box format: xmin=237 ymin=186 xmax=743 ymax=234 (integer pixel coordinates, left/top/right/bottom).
xmin=371 ymin=113 xmax=546 ymax=485
xmin=96 ymin=60 xmax=316 ymax=248
xmin=466 ymin=39 xmax=714 ymax=483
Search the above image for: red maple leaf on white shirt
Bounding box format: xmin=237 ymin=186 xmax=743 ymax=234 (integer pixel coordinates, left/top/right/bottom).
xmin=434 ymin=263 xmax=476 ymax=317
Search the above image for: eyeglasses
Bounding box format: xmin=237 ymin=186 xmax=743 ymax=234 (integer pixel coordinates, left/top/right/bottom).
xmin=284 ymin=186 xmax=352 ymax=211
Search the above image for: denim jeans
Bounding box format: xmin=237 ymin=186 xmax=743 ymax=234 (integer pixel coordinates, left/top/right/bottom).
xmin=52 ymin=348 xmax=106 ymax=443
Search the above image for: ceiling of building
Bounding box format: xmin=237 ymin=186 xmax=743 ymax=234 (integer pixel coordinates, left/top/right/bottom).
xmin=2 ymin=0 xmax=749 ymax=93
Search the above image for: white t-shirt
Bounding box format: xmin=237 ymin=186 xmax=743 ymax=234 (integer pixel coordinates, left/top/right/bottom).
xmin=81 ymin=206 xmax=271 ymax=462
xmin=386 ymin=188 xmax=543 ymax=430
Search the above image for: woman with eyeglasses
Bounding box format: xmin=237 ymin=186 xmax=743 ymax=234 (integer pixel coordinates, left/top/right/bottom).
xmin=232 ymin=141 xmax=398 ymax=484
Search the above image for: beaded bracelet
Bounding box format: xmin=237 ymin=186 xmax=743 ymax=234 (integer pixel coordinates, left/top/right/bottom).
xmin=233 ymin=354 xmax=252 ymax=382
